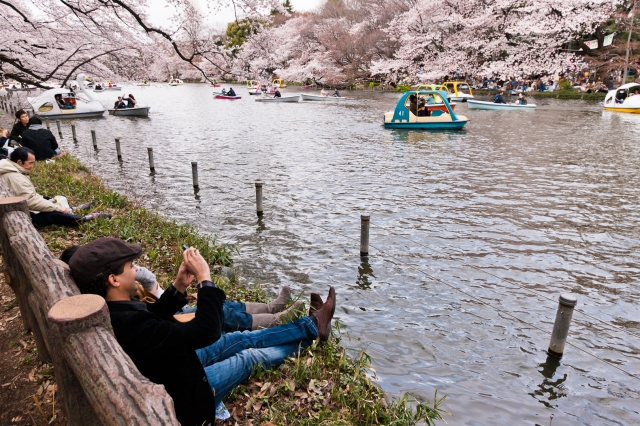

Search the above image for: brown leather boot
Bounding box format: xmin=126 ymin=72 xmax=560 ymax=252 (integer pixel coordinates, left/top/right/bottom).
xmin=311 ymin=287 xmax=335 ymax=342
xmin=309 ymin=292 xmax=323 ymax=316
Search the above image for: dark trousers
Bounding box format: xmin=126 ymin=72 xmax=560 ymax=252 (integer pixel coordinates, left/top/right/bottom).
xmin=30 ymin=211 xmax=82 ymax=228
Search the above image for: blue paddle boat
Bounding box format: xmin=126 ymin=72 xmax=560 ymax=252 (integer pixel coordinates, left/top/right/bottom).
xmin=383 ymin=89 xmax=468 ymax=130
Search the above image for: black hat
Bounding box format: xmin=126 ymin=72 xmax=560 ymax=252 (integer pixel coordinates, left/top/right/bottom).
xmin=69 ymin=238 xmax=142 ymax=289
xmin=29 ymin=116 xmax=42 ymax=125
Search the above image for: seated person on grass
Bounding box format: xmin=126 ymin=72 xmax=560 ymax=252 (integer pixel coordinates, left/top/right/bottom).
xmin=68 ymin=238 xmax=336 ymax=426
xmin=60 ymin=245 xmax=307 ymax=331
xmin=0 ymin=147 xmax=111 ymax=228
xmin=20 ymin=116 xmax=65 ymax=161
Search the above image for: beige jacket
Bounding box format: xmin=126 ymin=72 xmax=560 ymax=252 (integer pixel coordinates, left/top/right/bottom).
xmin=0 ymin=159 xmax=61 ymax=213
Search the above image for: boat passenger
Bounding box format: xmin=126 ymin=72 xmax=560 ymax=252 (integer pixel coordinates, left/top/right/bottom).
xmin=615 ymin=90 xmax=627 ymax=103
xmin=493 ymin=90 xmax=507 ymax=104
xmin=95 ymin=84 xmax=103 ymax=91
xmin=630 ymin=89 xmax=640 ymax=97
xmin=274 ymin=89 xmax=282 ymax=98
xmin=321 ymin=88 xmax=328 ymax=97
xmin=54 ymin=94 xmax=74 ymax=110
xmin=227 ymin=87 xmax=236 ymax=97
xmin=221 ymin=88 xmax=227 ymax=95
xmin=0 ymin=127 xmax=9 ymax=159
xmin=408 ymin=94 xmax=418 ymax=115
xmin=517 ymin=93 xmax=527 ymax=105
xmin=124 ymin=94 xmax=137 ymax=108
xmin=21 ymin=116 xmax=65 ymax=161
xmin=114 ymin=97 xmax=127 ymax=109
xmin=9 ymin=110 xmax=29 ymax=143
xmin=332 ymin=88 xmax=341 ymax=97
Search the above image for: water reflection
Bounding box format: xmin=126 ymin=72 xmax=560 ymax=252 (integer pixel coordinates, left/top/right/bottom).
xmin=531 ymin=355 xmax=567 ymax=408
xmin=356 ymin=257 xmax=375 ymax=290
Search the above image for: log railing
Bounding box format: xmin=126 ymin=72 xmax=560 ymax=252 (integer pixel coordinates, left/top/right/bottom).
xmin=0 ymin=180 xmax=178 ymax=424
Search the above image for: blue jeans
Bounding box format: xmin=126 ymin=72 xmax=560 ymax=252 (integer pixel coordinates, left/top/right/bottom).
xmin=196 ymin=316 xmax=318 ymax=406
xmin=181 ymin=301 xmax=253 ymax=332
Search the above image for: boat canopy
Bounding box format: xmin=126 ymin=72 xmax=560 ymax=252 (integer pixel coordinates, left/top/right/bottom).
xmin=389 ymin=90 xmax=461 ymax=122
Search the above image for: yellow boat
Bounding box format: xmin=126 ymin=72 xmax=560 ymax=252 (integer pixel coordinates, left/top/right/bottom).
xmin=272 ymin=78 xmax=287 ymax=88
xmin=441 ymin=81 xmax=474 ymax=102
xmin=603 ymin=83 xmax=640 ymax=113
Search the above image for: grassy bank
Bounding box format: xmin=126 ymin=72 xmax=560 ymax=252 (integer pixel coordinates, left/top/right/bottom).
xmin=27 ymin=155 xmax=449 ymax=425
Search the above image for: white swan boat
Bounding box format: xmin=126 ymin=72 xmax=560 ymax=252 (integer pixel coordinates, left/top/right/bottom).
xmin=603 ymin=83 xmax=640 ymax=113
xmin=168 ymin=77 xmax=184 ymax=86
xmin=107 ymin=106 xmax=150 ymax=117
xmin=300 ymin=93 xmax=346 ymax=101
xmin=467 ymin=100 xmax=536 ymax=110
xmin=255 ymin=95 xmax=300 ymax=103
xmin=27 ymin=74 xmax=105 ymax=119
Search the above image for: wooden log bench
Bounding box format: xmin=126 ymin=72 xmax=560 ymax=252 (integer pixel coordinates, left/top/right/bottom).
xmin=0 ymin=182 xmax=178 ymax=424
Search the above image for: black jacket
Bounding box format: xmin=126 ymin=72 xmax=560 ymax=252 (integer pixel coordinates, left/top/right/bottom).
xmin=20 ymin=128 xmax=59 ymax=160
xmin=9 ymin=121 xmax=28 ymax=141
xmin=107 ymin=284 xmax=226 ymax=426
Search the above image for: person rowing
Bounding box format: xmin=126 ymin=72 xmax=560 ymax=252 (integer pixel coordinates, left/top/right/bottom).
xmin=227 ymin=87 xmax=236 ymax=97
xmin=493 ymin=90 xmax=506 ymax=104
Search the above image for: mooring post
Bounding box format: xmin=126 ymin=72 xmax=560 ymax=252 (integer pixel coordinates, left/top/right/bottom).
xmin=91 ymin=130 xmax=97 ymax=149
xmin=255 ymin=181 xmax=263 ymax=217
xmin=147 ymin=148 xmax=155 ymax=172
xmin=71 ymin=125 xmax=77 ymax=142
xmin=45 ymin=119 xmax=50 ymax=130
xmin=360 ymin=214 xmax=370 ymax=257
xmin=56 ymin=120 xmax=62 ymax=138
xmin=191 ymin=162 xmax=199 ymax=187
xmin=27 ymin=109 xmax=32 ymax=118
xmin=114 ymin=138 xmax=122 ymax=161
xmin=548 ymin=293 xmax=577 ymax=358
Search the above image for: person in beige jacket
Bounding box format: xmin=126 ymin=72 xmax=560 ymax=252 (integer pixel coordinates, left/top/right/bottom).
xmin=0 ymin=147 xmax=111 ymax=228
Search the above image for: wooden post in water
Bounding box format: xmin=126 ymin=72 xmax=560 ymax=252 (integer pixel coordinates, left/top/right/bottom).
xmin=255 ymin=181 xmax=263 ymax=217
xmin=547 ymin=293 xmax=577 ymax=358
xmin=56 ymin=120 xmax=62 ymax=138
xmin=114 ymin=138 xmax=122 ymax=161
xmin=360 ymin=214 xmax=370 ymax=257
xmin=91 ymin=130 xmax=97 ymax=149
xmin=191 ymin=162 xmax=199 ymax=187
xmin=147 ymin=148 xmax=155 ymax=172
xmin=45 ymin=119 xmax=50 ymax=130
xmin=71 ymin=125 xmax=77 ymax=142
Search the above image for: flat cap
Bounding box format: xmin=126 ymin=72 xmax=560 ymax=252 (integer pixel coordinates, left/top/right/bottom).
xmin=69 ymin=237 xmax=142 ymax=288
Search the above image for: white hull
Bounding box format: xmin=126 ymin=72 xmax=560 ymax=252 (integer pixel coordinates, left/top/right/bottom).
xmin=450 ymin=95 xmax=474 ymax=102
xmin=255 ymin=95 xmax=300 ymax=103
xmin=29 ymin=74 xmax=105 ymax=119
xmin=467 ymin=100 xmax=536 ymax=110
xmin=300 ymin=94 xmax=346 ymax=101
xmin=108 ymin=106 xmax=150 ymax=117
xmin=105 ymin=87 xmax=121 ymax=91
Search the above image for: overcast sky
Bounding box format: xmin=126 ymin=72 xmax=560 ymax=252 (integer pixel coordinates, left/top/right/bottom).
xmin=148 ymin=0 xmax=326 ymax=31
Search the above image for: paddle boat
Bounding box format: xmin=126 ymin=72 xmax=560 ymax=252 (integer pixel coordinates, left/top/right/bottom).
xmin=441 ymin=81 xmax=474 ymax=102
xmin=104 ymin=80 xmax=121 ymax=91
xmin=28 ymin=74 xmax=105 ymax=119
xmin=214 ymin=93 xmax=241 ymax=100
xmin=246 ymin=80 xmax=259 ymax=90
xmin=467 ymin=100 xmax=536 ymax=110
xmin=137 ymin=79 xmax=151 ymax=86
xmin=412 ymin=86 xmax=456 ymax=112
xmin=272 ymin=78 xmax=287 ymax=88
xmin=248 ymin=82 xmax=277 ymax=96
xmin=383 ymin=89 xmax=468 ymax=129
xmin=603 ymin=83 xmax=640 ymax=113
xmin=168 ymin=77 xmax=184 ymax=86
xmin=300 ymin=93 xmax=346 ymax=101
xmin=255 ymin=95 xmax=300 ymax=103
xmin=108 ymin=106 xmax=151 ymax=117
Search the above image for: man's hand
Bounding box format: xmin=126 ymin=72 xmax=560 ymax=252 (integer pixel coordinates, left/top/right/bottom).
xmin=174 ymin=262 xmax=194 ymax=293
xmin=183 ymin=247 xmax=211 ymax=284
xmin=59 ymin=207 xmax=71 ymax=214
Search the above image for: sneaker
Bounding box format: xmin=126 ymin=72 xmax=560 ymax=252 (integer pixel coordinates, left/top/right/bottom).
xmin=82 ymin=212 xmax=112 ymax=222
xmin=72 ymin=202 xmax=94 ymax=212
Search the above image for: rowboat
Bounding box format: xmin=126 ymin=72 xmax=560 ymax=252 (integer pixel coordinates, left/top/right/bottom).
xmin=467 ymin=100 xmax=536 ymax=110
xmin=441 ymin=81 xmax=474 ymax=102
xmin=603 ymin=83 xmax=640 ymax=113
xmin=108 ymin=106 xmax=151 ymax=117
xmin=28 ymin=73 xmax=105 ymax=119
xmin=105 ymin=86 xmax=121 ymax=91
xmin=300 ymin=94 xmax=346 ymax=101
xmin=255 ymin=95 xmax=300 ymax=103
xmin=214 ymin=94 xmax=241 ymax=100
xmin=384 ymin=89 xmax=468 ymax=129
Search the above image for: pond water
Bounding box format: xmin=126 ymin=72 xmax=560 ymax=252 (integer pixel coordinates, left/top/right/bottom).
xmin=45 ymin=84 xmax=640 ymax=425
